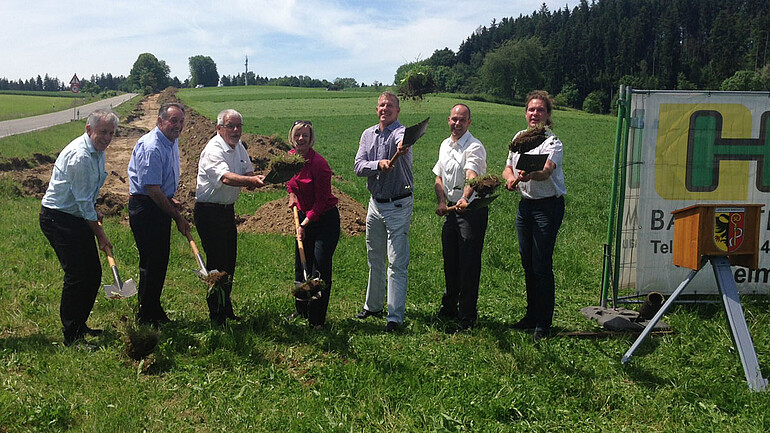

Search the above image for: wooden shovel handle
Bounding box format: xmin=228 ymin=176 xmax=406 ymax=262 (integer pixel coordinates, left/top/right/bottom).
xmin=97 ymin=221 xmax=117 ymax=266
xmin=292 ymin=207 xmax=307 ymax=262
xmin=186 ymin=233 xmax=201 ymax=255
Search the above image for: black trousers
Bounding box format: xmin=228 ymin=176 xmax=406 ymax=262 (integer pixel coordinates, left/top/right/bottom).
xmin=516 ymin=196 xmax=564 ymax=328
xmin=440 ymin=206 xmax=489 ymax=326
xmin=39 ymin=206 xmax=101 ymax=340
xmin=129 ymin=195 xmax=172 ymax=321
xmin=294 ymin=207 xmax=340 ymax=326
xmin=194 ymin=202 xmax=237 ymax=319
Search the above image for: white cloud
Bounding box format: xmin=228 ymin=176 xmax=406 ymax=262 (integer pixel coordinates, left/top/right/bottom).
xmin=0 ymin=0 xmax=571 ymax=85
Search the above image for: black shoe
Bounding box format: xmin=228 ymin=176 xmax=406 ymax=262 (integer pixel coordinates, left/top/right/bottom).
xmin=533 ymin=325 xmax=550 ymax=341
xmin=63 ymin=333 xmax=84 ymax=347
xmin=511 ymin=317 xmax=536 ymax=330
xmin=385 ymin=321 xmax=399 ymax=333
xmin=84 ymin=326 xmax=103 ymax=336
xmin=355 ymin=309 xmax=383 ymax=320
xmin=226 ymin=312 xmax=242 ymax=321
xmin=286 ymin=310 xmax=301 ymax=320
xmin=435 ymin=308 xmax=457 ymax=320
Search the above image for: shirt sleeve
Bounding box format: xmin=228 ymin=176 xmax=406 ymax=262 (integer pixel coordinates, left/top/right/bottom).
xmin=201 ymin=150 xmax=230 ymax=187
xmin=354 ymin=130 xmax=380 ymax=176
xmin=464 ymin=142 xmax=486 ymax=176
xmin=66 ymin=150 xmax=99 ymax=221
xmin=543 ymin=136 xmax=564 ymax=167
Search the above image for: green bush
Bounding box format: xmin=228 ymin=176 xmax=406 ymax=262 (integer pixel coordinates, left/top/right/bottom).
xmin=582 ymin=89 xmax=607 ymax=114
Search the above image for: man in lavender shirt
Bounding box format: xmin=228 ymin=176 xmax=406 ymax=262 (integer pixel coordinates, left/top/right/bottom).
xmin=353 ymin=91 xmax=413 ymax=333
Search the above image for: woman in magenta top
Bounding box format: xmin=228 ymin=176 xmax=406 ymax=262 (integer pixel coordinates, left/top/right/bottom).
xmin=286 ymin=120 xmax=340 ymax=330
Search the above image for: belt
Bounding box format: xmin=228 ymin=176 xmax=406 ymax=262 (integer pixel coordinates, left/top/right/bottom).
xmin=374 ymin=191 xmax=412 ymax=203
xmin=129 ymin=194 xmax=151 ymax=201
xmin=195 ymin=201 xmax=234 ymax=210
xmin=522 ymin=195 xmax=562 ymax=202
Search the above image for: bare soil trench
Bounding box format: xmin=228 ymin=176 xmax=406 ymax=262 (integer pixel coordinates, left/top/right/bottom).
xmin=0 ymin=88 xmax=366 ymax=236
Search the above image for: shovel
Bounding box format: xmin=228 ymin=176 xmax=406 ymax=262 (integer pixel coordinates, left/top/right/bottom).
xmin=103 ymin=244 xmax=137 ymax=299
xmin=387 ymin=117 xmax=430 ymax=167
xmin=96 ymin=222 xmax=136 ymax=299
xmin=185 ymin=232 xmax=219 ymax=279
xmin=292 ymin=207 xmax=322 ymax=300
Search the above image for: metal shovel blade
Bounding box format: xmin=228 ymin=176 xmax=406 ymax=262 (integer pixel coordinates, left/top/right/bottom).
xmin=104 ymin=278 xmax=137 ymax=299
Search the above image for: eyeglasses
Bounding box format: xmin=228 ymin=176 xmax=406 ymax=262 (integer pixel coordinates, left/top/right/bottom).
xmin=221 ymin=123 xmax=242 ymax=130
xmin=293 ymin=120 xmax=312 ymax=126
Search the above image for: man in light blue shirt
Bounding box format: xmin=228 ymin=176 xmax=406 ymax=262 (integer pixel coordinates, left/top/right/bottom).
xmin=39 ymin=109 xmax=118 ymax=346
xmin=128 ymin=102 xmax=190 ymax=326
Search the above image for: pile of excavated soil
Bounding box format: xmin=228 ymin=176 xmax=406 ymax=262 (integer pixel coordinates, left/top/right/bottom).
xmin=0 ymin=88 xmax=366 ymax=235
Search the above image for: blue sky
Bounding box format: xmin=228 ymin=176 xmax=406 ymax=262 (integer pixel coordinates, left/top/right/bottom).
xmin=1 ymin=0 xmax=571 ymax=86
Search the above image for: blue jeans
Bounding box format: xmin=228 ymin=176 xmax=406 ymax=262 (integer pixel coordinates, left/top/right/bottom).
xmin=516 ymin=196 xmax=564 ymax=328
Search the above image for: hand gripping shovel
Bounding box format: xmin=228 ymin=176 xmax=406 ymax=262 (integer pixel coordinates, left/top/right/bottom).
xmin=292 ymin=207 xmax=323 ymax=300
xmin=387 ymin=117 xmax=430 ymax=167
xmin=103 ymin=245 xmax=137 ymax=299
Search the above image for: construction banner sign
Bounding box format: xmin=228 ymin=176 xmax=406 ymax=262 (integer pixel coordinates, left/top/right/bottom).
xmin=619 ymin=91 xmax=770 ymax=295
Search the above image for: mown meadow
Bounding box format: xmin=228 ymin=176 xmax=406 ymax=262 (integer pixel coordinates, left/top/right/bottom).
xmin=1 ymin=86 xmax=769 ymax=431
xmin=0 ymin=91 xmax=95 ymax=122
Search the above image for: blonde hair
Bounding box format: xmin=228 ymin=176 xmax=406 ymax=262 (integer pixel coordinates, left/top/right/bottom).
xmin=289 ymin=120 xmax=315 ymax=148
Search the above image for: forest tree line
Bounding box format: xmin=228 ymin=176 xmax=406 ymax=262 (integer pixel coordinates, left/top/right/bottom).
xmin=396 ymin=0 xmax=770 ymax=112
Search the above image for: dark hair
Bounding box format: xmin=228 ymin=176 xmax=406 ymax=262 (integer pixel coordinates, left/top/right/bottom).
xmin=158 ymin=102 xmax=185 ymax=119
xmin=525 ymin=90 xmax=554 ymax=127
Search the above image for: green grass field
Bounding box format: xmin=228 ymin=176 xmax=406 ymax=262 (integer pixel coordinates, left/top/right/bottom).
xmin=1 ymin=86 xmax=769 ymax=432
xmin=0 ymin=92 xmax=95 ymax=122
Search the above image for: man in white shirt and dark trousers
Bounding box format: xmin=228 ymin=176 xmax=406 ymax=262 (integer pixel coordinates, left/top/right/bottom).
xmin=432 ymin=103 xmax=488 ymax=333
xmin=195 ymin=109 xmax=264 ymax=325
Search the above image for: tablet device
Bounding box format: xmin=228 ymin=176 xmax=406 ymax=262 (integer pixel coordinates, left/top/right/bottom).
xmin=515 ymin=153 xmax=548 ymax=172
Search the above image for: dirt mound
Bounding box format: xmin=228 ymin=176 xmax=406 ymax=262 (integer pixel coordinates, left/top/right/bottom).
xmin=0 ymin=88 xmax=366 ymax=236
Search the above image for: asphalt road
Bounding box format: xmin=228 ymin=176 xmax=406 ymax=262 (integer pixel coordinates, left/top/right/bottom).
xmin=0 ymin=93 xmax=139 ymax=139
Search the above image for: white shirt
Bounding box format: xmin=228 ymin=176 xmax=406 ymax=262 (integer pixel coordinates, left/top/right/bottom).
xmin=195 ymin=134 xmax=253 ymax=204
xmin=432 ymin=130 xmax=486 ymax=203
xmin=506 ymin=129 xmax=566 ymax=200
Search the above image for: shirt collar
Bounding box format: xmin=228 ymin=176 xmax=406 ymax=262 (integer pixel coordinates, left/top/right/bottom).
xmin=376 ymin=120 xmax=403 ymax=134
xmin=154 ymin=126 xmax=175 ymax=147
xmin=83 ymin=132 xmax=99 ymax=154
xmin=449 ymin=130 xmax=472 ymax=150
xmin=214 ymin=133 xmax=238 ymax=152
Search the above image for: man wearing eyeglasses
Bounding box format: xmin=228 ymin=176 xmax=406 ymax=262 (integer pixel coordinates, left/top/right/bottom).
xmin=195 ymin=109 xmax=264 ymax=325
xmin=128 ymin=102 xmax=191 ymax=326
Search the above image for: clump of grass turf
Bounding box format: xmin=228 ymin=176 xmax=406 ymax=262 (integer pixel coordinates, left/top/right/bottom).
xmin=292 ymin=276 xmax=324 ymax=301
xmin=466 ymin=175 xmax=500 ymax=197
xmin=264 ymin=153 xmax=305 ymax=183
xmin=509 ymin=124 xmax=548 ymax=154
xmin=120 ymin=315 xmax=159 ymax=361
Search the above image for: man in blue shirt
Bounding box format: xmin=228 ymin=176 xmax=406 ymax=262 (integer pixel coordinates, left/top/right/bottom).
xmin=40 ymin=109 xmax=119 ymax=346
xmin=353 ymin=91 xmax=413 ymax=333
xmin=128 ymin=102 xmax=191 ymax=326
